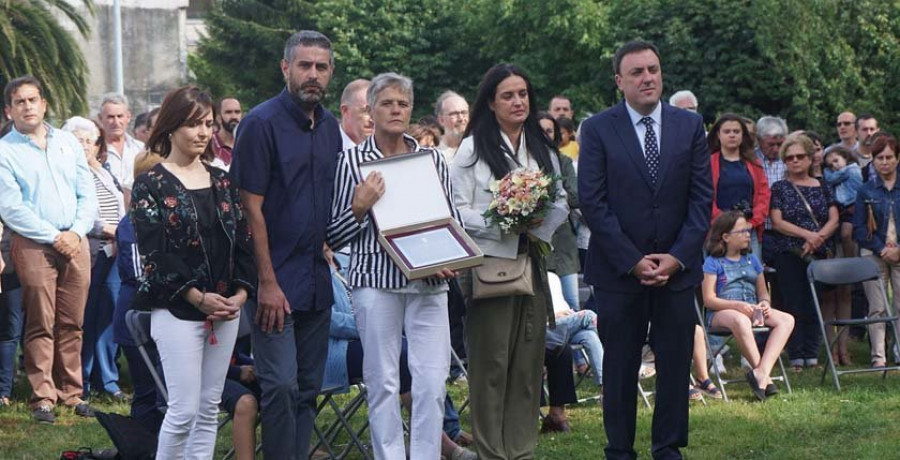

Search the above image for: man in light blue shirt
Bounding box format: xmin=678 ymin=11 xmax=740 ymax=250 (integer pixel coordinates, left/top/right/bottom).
xmin=0 ymin=75 xmax=97 ymax=424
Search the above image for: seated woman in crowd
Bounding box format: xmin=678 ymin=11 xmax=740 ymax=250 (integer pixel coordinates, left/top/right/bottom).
xmin=853 ymin=134 xmax=900 ymax=369
xmin=322 ymin=247 xmax=476 ymax=460
xmin=131 ymin=86 xmax=256 ymax=459
xmin=326 ymin=72 xmax=459 ymax=460
xmin=702 ymin=211 xmax=795 ymax=401
xmin=770 ymin=133 xmax=839 ymax=371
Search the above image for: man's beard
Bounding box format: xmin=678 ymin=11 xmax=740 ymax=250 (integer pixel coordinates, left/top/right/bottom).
xmin=288 ymin=78 xmax=326 ymax=108
xmin=222 ymin=120 xmax=239 ymax=133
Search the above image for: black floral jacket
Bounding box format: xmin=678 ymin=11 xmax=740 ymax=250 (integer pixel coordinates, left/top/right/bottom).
xmin=130 ymin=163 xmax=256 ymax=321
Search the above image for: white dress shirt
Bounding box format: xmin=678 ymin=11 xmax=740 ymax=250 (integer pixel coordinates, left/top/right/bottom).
xmin=624 ymin=102 xmax=662 ymax=158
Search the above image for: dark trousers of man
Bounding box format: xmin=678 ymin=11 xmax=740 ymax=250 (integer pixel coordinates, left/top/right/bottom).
xmin=13 ymin=235 xmax=91 ymax=409
xmin=248 ymin=299 xmax=331 ymax=459
xmin=597 ymin=288 xmax=695 ymax=460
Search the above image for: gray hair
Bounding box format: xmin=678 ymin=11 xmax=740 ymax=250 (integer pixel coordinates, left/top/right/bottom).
xmin=669 ymin=90 xmax=697 ymax=108
xmin=341 ymin=79 xmax=370 ymax=106
xmin=435 ymin=90 xmax=464 ymax=116
xmin=755 ymin=116 xmax=788 ymax=140
xmin=367 ymin=72 xmax=414 ymax=109
xmin=61 ymin=116 xmax=100 ymax=138
xmin=100 ymin=92 xmax=129 ymax=109
xmin=283 ymin=30 xmax=334 ymax=65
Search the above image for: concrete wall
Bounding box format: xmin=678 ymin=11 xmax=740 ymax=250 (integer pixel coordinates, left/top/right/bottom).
xmin=59 ymin=0 xmax=190 ymax=118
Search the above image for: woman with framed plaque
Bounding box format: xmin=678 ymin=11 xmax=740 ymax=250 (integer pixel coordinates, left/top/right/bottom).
xmin=450 ymin=64 xmax=568 ymax=459
xmin=326 ymin=72 xmax=463 ymax=460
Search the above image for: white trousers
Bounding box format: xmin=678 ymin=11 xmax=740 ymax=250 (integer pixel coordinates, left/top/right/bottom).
xmin=353 ymin=287 xmax=450 ymax=460
xmin=151 ymin=308 xmax=240 ymax=460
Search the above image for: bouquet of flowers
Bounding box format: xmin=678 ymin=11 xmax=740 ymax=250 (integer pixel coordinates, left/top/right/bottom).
xmin=482 ymin=168 xmax=560 ymax=253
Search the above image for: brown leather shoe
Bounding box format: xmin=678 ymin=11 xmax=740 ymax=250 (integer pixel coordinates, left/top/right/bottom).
xmin=540 ymin=416 xmax=572 ymax=433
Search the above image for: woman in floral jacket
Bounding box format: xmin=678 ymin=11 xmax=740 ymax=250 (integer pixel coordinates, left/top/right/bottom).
xmin=130 ymin=86 xmax=255 ymax=459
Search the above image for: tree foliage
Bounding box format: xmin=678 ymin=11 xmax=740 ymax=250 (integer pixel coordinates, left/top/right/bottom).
xmin=191 ymin=0 xmax=900 ymax=139
xmin=0 ymin=0 xmax=94 ymax=119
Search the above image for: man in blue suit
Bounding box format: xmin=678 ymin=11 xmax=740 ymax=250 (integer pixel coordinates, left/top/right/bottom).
xmin=578 ymin=41 xmax=713 ymax=459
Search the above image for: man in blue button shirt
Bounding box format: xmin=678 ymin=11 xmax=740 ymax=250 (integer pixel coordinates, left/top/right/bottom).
xmin=0 ymin=76 xmax=98 ymax=423
xmin=231 ymin=31 xmax=344 ymax=458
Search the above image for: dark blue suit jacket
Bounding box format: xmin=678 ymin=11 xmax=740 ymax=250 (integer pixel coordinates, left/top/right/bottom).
xmin=578 ymin=101 xmax=712 ymax=293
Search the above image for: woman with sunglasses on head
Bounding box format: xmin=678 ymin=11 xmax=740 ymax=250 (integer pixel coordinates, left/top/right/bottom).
xmin=131 ymin=86 xmax=256 ymax=459
xmin=769 ymin=133 xmax=839 ymax=372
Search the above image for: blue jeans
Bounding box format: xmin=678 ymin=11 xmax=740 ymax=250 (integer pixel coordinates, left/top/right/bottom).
xmin=559 ymin=273 xmax=580 ymax=311
xmin=443 ymin=395 xmax=461 ymax=440
xmin=82 ymin=252 xmax=122 ymax=394
xmin=0 ymin=281 xmax=23 ymax=398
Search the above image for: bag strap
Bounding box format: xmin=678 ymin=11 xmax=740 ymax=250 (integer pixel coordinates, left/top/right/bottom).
xmin=789 ymin=180 xmax=823 ymax=230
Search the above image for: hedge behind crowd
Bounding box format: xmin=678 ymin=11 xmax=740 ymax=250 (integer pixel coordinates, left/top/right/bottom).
xmin=191 ymin=0 xmax=900 ymax=142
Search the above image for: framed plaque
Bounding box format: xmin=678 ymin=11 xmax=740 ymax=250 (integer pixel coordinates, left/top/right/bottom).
xmin=359 ymin=151 xmax=483 ymax=279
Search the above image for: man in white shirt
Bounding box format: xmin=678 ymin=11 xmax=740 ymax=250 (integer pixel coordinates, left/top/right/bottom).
xmin=338 ymin=79 xmax=373 ymax=151
xmin=98 ymin=93 xmax=144 ymax=196
xmin=435 ymin=91 xmax=469 ymax=162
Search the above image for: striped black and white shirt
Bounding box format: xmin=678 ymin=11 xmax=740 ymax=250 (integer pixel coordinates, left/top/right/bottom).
xmin=326 ymin=134 xmax=463 ymax=290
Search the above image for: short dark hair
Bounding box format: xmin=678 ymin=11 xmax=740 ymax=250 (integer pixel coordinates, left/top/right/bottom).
xmin=705 ymin=211 xmax=749 ymax=257
xmin=613 ymin=40 xmax=660 ymax=75
xmin=556 ymin=116 xmax=576 ymax=134
xmin=283 ymin=30 xmax=333 ymax=64
xmin=856 ymin=113 xmax=877 ymax=130
xmin=824 ymin=145 xmax=857 ymax=167
xmin=146 ymin=86 xmax=215 ymax=161
xmin=134 ymin=112 xmax=150 ymax=131
xmin=215 ymin=96 xmax=240 ymax=116
xmin=4 ymin=75 xmax=43 ymax=107
xmin=804 ymin=130 xmax=823 ymax=146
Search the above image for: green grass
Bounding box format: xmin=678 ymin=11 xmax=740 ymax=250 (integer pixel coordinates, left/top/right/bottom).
xmin=2 ymin=340 xmax=900 ymax=459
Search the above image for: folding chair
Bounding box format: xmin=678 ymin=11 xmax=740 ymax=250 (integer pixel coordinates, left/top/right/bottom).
xmin=570 ymin=344 xmax=603 ymax=404
xmin=125 ymin=310 xmax=167 ymax=402
xmin=311 ymin=382 xmax=372 ymax=460
xmin=694 ymin=299 xmax=791 ymax=401
xmin=808 ymin=257 xmax=900 ymax=391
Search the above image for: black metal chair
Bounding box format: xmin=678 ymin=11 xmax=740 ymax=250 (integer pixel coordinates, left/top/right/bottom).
xmin=807 ymin=257 xmax=900 ymax=391
xmin=694 ymin=299 xmax=792 ymax=401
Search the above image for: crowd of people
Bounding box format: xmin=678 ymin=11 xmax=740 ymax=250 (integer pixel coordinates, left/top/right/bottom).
xmin=0 ymin=30 xmax=898 ymax=460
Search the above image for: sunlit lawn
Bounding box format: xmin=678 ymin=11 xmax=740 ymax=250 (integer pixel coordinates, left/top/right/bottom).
xmin=2 ymin=339 xmax=900 ymax=459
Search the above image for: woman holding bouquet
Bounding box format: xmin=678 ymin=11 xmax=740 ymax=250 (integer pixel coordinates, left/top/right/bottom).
xmin=326 ymin=72 xmax=461 ymax=460
xmin=450 ymin=64 xmax=568 ymax=460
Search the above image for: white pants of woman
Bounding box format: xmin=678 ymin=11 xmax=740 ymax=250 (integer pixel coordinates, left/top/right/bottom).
xmin=353 ymin=285 xmax=450 ymax=460
xmin=151 ymin=308 xmax=240 ymax=460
